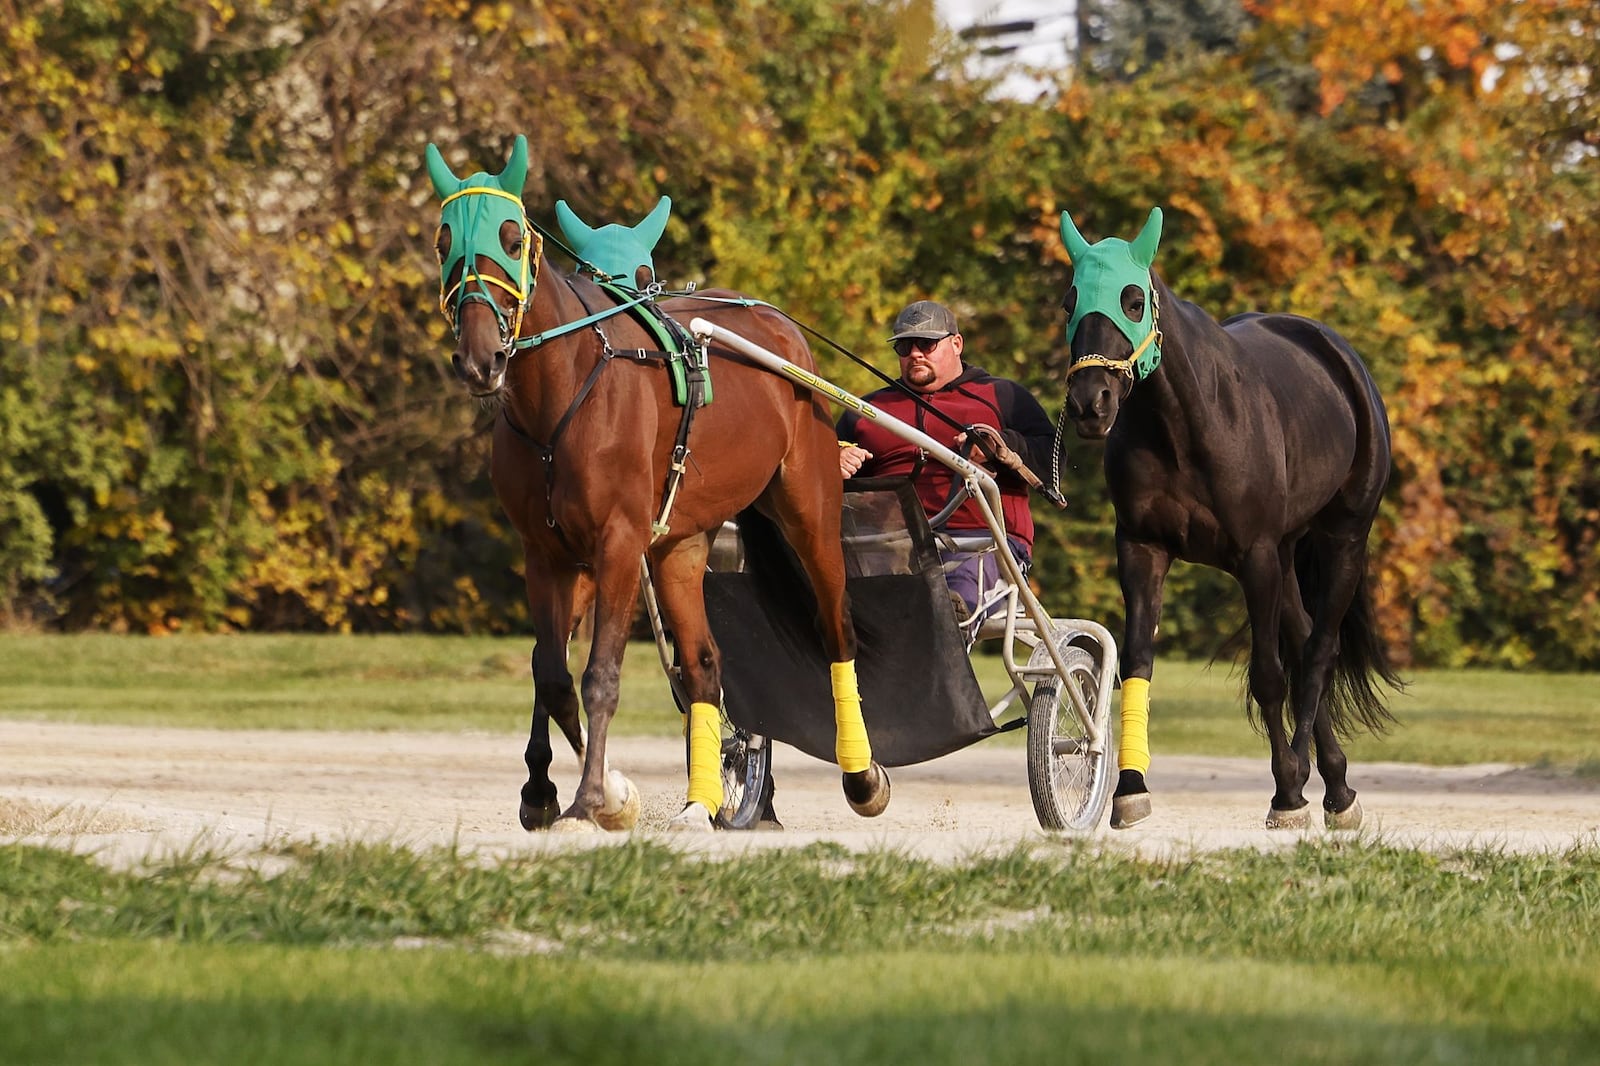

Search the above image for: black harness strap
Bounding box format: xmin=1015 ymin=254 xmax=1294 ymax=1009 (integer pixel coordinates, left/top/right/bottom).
xmin=518 ymin=276 xmax=705 ymax=551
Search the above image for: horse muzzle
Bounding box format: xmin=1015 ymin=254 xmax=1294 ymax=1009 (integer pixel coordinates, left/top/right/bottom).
xmin=452 ymin=348 xmax=509 ymax=396
xmin=1066 ymin=385 xmax=1118 ymax=440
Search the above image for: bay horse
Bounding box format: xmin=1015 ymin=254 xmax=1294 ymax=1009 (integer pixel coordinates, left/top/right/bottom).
xmin=1058 ymin=206 xmax=1401 ymax=830
xmin=424 ymin=135 xmax=890 ymax=830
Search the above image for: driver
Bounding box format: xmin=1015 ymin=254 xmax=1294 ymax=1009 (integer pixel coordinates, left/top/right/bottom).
xmin=837 ymin=300 xmax=1057 ymax=620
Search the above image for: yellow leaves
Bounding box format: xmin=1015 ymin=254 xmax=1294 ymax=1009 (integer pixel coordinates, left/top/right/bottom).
xmin=1336 ymin=269 xmax=1379 ymax=302
xmin=1375 ymin=305 xmax=1412 ymax=337
xmin=88 ymin=322 xmax=184 ymax=362
xmin=242 ymin=474 xmax=420 ymax=630
xmin=1403 ymin=333 xmax=1437 ymax=361
xmin=471 ymin=2 xmax=515 ymax=34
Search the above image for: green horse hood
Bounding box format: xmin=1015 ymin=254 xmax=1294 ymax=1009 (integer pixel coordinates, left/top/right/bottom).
xmin=1059 ymin=206 xmax=1164 ymax=379
xmin=425 ymin=135 xmax=533 ymax=305
xmin=555 ymin=197 xmax=671 ymax=288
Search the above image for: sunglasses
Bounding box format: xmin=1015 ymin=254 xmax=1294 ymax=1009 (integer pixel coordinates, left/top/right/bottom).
xmin=893 ymin=333 xmax=952 ymax=359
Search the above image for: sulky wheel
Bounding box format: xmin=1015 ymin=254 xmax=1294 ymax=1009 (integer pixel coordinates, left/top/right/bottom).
xmin=1026 ymin=630 xmax=1115 ymax=832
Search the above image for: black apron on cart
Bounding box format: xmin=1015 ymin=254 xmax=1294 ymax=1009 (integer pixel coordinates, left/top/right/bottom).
xmin=703 ymin=478 xmax=997 ymax=767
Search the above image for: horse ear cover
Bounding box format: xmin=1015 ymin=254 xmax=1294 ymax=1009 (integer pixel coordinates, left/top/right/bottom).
xmin=499 ymin=135 xmax=529 ymax=195
xmin=425 ymin=143 xmax=460 ymax=199
xmin=555 ymin=196 xmax=673 ymax=287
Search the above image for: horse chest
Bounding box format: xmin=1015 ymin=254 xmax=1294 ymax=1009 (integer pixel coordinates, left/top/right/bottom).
xmin=1108 ymin=452 xmax=1238 ymax=564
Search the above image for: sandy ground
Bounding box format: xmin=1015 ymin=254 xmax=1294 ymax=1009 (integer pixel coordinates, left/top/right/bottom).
xmin=3 ymin=720 xmax=1598 ymax=867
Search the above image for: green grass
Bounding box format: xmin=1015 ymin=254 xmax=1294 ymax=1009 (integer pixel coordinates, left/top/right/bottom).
xmin=4 ymin=637 xmax=1600 ymax=1063
xmin=3 ymin=840 xmax=1598 ymax=1064
xmin=1 ymin=634 xmax=1597 ymax=768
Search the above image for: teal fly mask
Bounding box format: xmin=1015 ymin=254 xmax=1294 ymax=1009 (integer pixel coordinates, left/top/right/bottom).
xmin=425 ymin=135 xmax=540 ymax=346
xmin=554 ymin=197 xmax=672 ymax=289
xmin=1059 ymin=206 xmax=1164 ymax=381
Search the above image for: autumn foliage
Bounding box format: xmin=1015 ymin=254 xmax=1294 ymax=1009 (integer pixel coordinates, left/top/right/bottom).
xmin=2 ymin=0 xmax=1596 ymax=667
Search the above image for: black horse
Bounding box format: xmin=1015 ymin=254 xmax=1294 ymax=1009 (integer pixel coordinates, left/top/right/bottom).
xmin=1059 ymin=206 xmax=1401 ymax=830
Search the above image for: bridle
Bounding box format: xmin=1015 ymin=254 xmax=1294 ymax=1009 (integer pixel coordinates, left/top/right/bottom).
xmin=436 ymin=185 xmax=544 ymax=356
xmin=1064 ymin=285 xmax=1163 ymax=384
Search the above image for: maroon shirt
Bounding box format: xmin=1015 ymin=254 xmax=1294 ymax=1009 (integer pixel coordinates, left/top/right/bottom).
xmin=838 ymin=365 xmax=1055 ymax=549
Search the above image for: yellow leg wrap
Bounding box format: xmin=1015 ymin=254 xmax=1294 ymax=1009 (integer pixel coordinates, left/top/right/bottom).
xmin=684 ymin=701 xmax=724 ymax=816
xmin=831 ymin=659 xmax=872 ymax=773
xmin=1119 ymin=677 xmax=1152 ymax=775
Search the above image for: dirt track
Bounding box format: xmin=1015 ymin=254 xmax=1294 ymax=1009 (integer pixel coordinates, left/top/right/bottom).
xmin=3 ymin=720 xmax=1598 ymax=866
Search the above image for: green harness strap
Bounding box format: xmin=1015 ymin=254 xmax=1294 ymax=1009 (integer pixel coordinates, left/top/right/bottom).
xmin=594 ymin=279 xmax=712 ymax=407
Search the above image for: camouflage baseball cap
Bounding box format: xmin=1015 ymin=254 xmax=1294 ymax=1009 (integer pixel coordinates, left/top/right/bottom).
xmin=888 ymin=300 xmax=958 ymax=341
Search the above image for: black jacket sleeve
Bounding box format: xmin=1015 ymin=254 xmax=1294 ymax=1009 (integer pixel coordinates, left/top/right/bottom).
xmin=993 ymin=379 xmax=1057 ymax=481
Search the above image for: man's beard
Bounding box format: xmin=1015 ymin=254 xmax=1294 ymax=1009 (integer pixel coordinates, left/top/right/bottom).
xmin=904 ymin=361 xmax=936 ymax=389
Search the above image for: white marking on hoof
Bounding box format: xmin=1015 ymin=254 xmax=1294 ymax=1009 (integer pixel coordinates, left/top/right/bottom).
xmin=1109 ymin=792 xmax=1152 ymax=830
xmin=594 ymin=770 xmax=640 ymax=831
xmin=548 ymin=816 xmax=601 ymax=834
xmin=665 ymin=802 xmax=715 ymax=833
xmin=1265 ymin=805 xmax=1311 ymax=830
xmin=1325 ymin=798 xmax=1363 ymax=831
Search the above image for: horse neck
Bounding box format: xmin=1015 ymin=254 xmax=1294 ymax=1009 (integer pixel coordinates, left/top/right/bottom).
xmin=502 ymin=255 xmax=605 ymax=439
xmin=1125 ymin=277 xmax=1222 ymax=443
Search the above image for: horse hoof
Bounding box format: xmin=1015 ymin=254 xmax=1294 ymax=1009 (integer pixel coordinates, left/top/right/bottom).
xmin=519 ymin=799 xmax=561 ymax=832
xmin=843 ymin=764 xmax=891 ymax=817
xmin=665 ymin=802 xmax=716 ymax=833
xmin=1265 ymin=804 xmax=1311 ymax=830
xmin=594 ymin=770 xmax=640 ymax=832
xmin=1109 ymin=791 xmax=1152 ymax=830
xmin=549 ymin=815 xmax=600 ymax=834
xmin=1325 ymin=797 xmax=1363 ymax=831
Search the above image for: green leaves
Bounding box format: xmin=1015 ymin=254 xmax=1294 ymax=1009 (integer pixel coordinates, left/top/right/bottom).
xmin=2 ymin=0 xmax=1595 ymax=665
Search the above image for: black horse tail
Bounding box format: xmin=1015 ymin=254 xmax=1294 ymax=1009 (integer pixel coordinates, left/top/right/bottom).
xmin=1284 ymin=540 xmax=1405 ymax=738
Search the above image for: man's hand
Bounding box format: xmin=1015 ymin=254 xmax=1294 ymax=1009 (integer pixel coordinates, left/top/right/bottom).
xmin=958 ymin=423 xmax=1048 ymax=493
xmin=839 ymin=444 xmax=873 ymax=478
xmin=956 ymin=423 xmax=1012 ymax=470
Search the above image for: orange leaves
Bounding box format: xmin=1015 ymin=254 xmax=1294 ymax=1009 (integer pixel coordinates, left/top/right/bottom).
xmin=1246 ymin=0 xmax=1502 ymax=116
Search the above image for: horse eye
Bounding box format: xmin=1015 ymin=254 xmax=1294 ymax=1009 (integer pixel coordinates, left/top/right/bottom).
xmin=1121 ymin=284 xmax=1145 ymax=322
xmin=509 ymin=238 xmax=525 ymax=259
xmin=435 ymin=226 xmax=450 ymax=264
xmin=1061 ymin=288 xmax=1077 ymax=318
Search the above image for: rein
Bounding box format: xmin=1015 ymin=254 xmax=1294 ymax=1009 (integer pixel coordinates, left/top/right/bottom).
xmin=674 ymin=294 xmax=1069 ymax=510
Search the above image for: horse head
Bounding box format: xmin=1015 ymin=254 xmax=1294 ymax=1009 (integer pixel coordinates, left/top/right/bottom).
xmin=425 ymin=135 xmax=541 ymax=396
xmin=1058 ymin=206 xmax=1164 ymax=439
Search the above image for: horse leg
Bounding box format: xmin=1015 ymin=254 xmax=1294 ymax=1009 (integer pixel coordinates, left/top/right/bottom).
xmin=1239 ymin=543 xmax=1307 ymax=828
xmin=763 ymin=461 xmax=889 ymax=818
xmin=648 ymin=534 xmax=726 ymax=831
xmin=555 ymin=533 xmax=643 ymax=829
xmin=519 ymin=561 xmax=591 ymax=830
xmin=1110 ymin=538 xmax=1171 ymax=829
xmin=1291 ymin=532 xmax=1369 ymax=829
